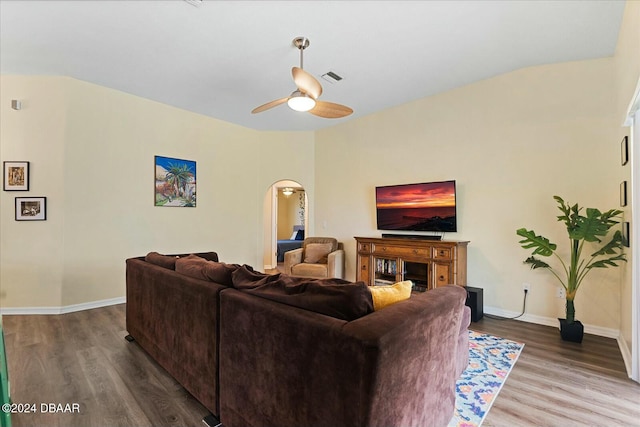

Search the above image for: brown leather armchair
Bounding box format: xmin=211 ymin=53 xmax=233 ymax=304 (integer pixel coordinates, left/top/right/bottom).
xmin=284 ymin=237 xmax=345 ymax=279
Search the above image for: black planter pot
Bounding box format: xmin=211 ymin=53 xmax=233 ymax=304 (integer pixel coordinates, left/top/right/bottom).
xmin=559 ymin=318 xmax=584 ymax=343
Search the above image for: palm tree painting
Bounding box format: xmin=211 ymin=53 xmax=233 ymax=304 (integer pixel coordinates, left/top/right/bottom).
xmin=155 ymin=156 xmax=196 ymax=207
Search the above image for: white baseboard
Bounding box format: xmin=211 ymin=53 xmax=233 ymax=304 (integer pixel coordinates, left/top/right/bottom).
xmin=0 ymin=296 xmax=126 ymax=315
xmin=484 ymin=305 xmax=620 ymax=338
xmin=1 ymin=298 xmax=631 ymax=376
xmin=485 ymin=305 xmax=632 ymax=378
xmin=618 ymin=335 xmax=633 ymax=379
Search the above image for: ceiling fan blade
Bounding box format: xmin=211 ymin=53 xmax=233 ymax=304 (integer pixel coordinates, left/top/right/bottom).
xmin=292 ymin=67 xmax=322 ymax=99
xmin=308 ymin=100 xmax=353 ymax=119
xmin=251 ymin=97 xmax=289 ymax=114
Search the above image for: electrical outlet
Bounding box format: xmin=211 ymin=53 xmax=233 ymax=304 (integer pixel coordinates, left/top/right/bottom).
xmin=557 ymin=287 xmax=565 ymax=298
xmin=522 ymin=283 xmax=531 ymax=293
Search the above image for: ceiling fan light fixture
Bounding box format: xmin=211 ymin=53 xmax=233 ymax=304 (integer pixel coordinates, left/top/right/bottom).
xmin=287 ymin=91 xmax=316 ymax=112
xmin=252 ymin=37 xmax=352 ymax=118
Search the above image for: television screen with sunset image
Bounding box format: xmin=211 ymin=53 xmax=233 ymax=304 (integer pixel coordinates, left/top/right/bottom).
xmin=375 ymin=180 xmax=457 ymax=232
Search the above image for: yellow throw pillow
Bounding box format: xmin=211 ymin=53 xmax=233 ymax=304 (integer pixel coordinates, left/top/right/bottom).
xmin=369 ymin=280 xmax=413 ymax=311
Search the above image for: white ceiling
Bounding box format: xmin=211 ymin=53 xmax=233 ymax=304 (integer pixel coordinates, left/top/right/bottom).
xmin=0 ymin=0 xmax=625 ymax=132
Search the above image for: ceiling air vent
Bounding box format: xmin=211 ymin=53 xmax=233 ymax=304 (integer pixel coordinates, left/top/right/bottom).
xmin=321 ymin=71 xmax=343 ymax=84
xmin=184 ymin=0 xmax=203 ymax=7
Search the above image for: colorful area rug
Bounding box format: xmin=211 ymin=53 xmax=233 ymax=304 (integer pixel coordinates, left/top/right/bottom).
xmin=448 ymin=331 xmax=524 ymax=427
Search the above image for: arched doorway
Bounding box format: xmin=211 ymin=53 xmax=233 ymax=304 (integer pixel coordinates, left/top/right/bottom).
xmin=263 ymin=180 xmax=308 ymax=270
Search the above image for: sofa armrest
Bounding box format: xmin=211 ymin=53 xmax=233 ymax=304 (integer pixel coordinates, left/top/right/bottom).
xmin=283 ymin=247 xmax=304 ymax=274
xmin=126 ymin=258 xmax=226 ymax=415
xmin=341 ymin=285 xmax=467 ymax=426
xmin=218 ymin=285 xmax=467 ymax=427
xmin=327 ymin=249 xmax=345 ymax=279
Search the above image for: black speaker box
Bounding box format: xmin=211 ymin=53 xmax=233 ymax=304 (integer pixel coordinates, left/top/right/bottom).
xmin=465 ymin=286 xmax=483 ymax=322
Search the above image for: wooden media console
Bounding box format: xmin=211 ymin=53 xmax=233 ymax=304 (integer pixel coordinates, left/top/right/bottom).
xmin=354 ymin=236 xmax=469 ymax=291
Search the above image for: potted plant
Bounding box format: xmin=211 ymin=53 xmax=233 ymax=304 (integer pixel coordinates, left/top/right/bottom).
xmin=516 ymin=196 xmax=626 ymax=343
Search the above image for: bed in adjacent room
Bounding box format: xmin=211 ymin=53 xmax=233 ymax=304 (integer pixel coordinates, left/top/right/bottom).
xmin=277 ymin=226 xmax=304 ymax=262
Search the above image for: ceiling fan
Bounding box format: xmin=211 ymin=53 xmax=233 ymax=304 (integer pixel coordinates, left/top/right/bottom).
xmin=251 ymin=37 xmax=353 ymax=119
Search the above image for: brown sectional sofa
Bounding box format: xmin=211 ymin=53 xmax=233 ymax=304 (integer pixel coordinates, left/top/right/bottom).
xmin=125 ymin=252 xmax=470 ymax=427
xmin=126 ymin=252 xmax=224 ymax=415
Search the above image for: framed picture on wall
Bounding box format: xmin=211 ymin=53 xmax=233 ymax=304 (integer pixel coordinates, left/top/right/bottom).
xmin=15 ymin=196 xmax=46 ymax=221
xmin=154 ymin=156 xmax=197 ymax=207
xmin=622 ymin=222 xmax=630 ymax=248
xmin=621 ymin=136 xmax=629 ymax=166
xmin=3 ymin=161 xmax=29 ymax=191
xmin=620 ymin=181 xmax=628 ymax=207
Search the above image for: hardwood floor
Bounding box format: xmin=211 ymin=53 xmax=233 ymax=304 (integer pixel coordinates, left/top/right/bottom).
xmin=472 ymin=317 xmax=640 ymax=427
xmin=3 ymin=305 xmax=209 ymax=427
xmin=2 ymin=304 xmax=639 ymax=427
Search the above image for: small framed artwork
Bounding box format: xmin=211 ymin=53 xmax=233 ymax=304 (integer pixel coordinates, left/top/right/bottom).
xmin=622 ymin=222 xmax=630 ymax=248
xmin=621 ymin=136 xmax=629 ymax=166
xmin=15 ymin=196 xmax=46 ymax=221
xmin=3 ymin=161 xmax=29 ymax=191
xmin=154 ymin=156 xmax=197 ymax=207
xmin=620 ymin=181 xmax=628 ymax=207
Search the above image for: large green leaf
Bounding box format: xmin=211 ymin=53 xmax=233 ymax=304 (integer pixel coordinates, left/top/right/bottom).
xmin=600 ymin=208 xmax=624 ymax=223
xmin=589 ymin=253 xmax=627 ymax=268
xmin=516 ymin=228 xmax=557 ymax=257
xmin=555 ymin=196 xmax=585 ymax=235
xmin=592 ymin=230 xmax=625 ymax=257
xmin=554 ymin=196 xmax=571 ymax=227
xmin=523 ymin=256 xmax=551 ymax=269
xmin=569 ymin=208 xmax=610 ymax=242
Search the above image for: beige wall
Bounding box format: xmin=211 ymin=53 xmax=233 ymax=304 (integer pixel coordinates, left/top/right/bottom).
xmin=315 ymin=56 xmax=628 ymax=334
xmin=614 ymin=1 xmax=640 ymax=353
xmin=0 ymin=78 xmax=67 ymax=308
xmin=1 ymin=3 xmax=637 ymax=343
xmin=314 ymin=1 xmax=639 ymax=339
xmin=0 ymin=76 xmax=314 ymax=309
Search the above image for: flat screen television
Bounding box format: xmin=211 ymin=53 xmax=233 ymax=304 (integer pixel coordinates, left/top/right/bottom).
xmin=376 ymin=180 xmax=457 ymax=232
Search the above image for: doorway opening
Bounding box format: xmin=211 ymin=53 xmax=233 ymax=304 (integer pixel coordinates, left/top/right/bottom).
xmin=263 ymin=180 xmax=307 ymax=271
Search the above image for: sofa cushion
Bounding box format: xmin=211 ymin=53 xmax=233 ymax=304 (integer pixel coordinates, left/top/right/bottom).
xmin=144 ymin=251 xmax=220 ymax=270
xmin=232 ymin=266 xmax=373 ymax=321
xmin=231 ymin=265 xmax=285 ymax=288
xmin=303 ymin=243 xmax=333 ymax=264
xmin=145 ymin=252 xmax=178 ymax=269
xmin=175 ymin=254 xmax=240 ymax=286
xmin=291 ymin=263 xmax=328 ymax=278
xmin=175 ymin=254 xmax=211 ymax=280
xmin=369 ymin=280 xmax=413 ymax=311
xmin=190 ymin=252 xmax=219 ymax=263
xmin=203 ymin=262 xmax=240 ymax=286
